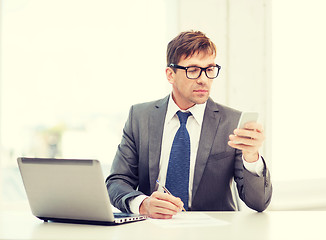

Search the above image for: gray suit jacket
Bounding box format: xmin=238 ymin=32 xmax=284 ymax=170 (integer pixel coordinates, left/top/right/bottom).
xmin=106 ymin=96 xmax=272 ymax=212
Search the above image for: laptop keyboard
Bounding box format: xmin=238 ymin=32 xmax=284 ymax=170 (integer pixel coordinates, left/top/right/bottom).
xmin=113 ymin=212 xmax=139 ymax=218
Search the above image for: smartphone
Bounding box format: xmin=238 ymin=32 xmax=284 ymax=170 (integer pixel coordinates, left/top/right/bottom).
xmin=236 ymin=112 xmax=259 ymax=129
xmin=233 ymin=112 xmax=259 ymax=144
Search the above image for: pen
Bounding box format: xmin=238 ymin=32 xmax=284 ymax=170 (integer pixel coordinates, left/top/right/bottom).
xmin=156 ymin=179 xmax=186 ymax=212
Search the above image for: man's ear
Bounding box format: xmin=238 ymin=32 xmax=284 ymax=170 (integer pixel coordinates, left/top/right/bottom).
xmin=166 ymin=67 xmax=175 ymax=84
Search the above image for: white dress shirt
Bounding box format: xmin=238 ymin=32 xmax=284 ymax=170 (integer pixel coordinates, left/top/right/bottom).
xmin=129 ymin=94 xmax=264 ymax=214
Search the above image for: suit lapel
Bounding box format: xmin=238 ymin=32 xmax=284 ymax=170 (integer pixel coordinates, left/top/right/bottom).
xmin=148 ymin=95 xmax=169 ymax=192
xmin=192 ymin=98 xmax=220 ymax=201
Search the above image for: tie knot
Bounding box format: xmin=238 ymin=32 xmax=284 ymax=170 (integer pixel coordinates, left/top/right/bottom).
xmin=176 ymin=111 xmax=192 ymax=125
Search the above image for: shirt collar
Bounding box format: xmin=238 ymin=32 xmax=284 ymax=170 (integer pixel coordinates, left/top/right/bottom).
xmin=166 ymin=93 xmax=207 ymax=126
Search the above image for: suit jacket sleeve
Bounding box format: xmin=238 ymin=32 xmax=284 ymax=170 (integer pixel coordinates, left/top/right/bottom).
xmin=234 ymin=149 xmax=272 ymax=212
xmin=105 ymin=105 xmax=144 ymax=213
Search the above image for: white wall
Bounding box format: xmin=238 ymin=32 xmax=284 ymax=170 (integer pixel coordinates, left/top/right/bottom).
xmin=178 ymin=0 xmax=271 ymax=158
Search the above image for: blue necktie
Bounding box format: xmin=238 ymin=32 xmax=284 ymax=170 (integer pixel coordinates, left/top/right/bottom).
xmin=165 ymin=111 xmax=192 ymax=210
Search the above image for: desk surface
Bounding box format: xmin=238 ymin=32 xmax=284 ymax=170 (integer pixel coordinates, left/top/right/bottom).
xmin=0 ymin=210 xmax=324 ymax=240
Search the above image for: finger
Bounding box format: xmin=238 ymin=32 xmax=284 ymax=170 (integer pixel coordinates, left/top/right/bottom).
xmin=152 ymin=192 xmax=184 ymax=209
xmin=230 ymin=133 xmax=264 ymax=150
xmin=244 ymin=122 xmax=264 ymax=133
xmin=152 ymin=198 xmax=181 ymax=214
xmin=233 ymin=129 xmax=264 ymax=141
xmin=229 ymin=134 xmax=256 ymax=146
xmin=228 ymin=140 xmax=258 ymax=152
xmin=229 ymin=138 xmax=262 ymax=152
xmin=147 ymin=203 xmax=179 ymax=219
xmin=150 ymin=192 xmax=183 ymax=213
xmin=230 ymin=132 xmax=264 ymax=144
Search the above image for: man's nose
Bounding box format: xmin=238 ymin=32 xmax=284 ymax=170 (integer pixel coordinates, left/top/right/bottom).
xmin=196 ymin=70 xmax=209 ymax=85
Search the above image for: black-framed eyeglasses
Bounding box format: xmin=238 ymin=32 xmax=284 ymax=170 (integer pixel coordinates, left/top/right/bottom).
xmin=169 ymin=63 xmax=221 ymax=79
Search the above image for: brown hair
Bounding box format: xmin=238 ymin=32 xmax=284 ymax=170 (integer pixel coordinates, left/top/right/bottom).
xmin=166 ymin=30 xmax=216 ymax=67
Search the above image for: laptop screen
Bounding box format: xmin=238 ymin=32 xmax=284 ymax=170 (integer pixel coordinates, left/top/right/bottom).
xmin=18 ymin=158 xmax=118 ymax=223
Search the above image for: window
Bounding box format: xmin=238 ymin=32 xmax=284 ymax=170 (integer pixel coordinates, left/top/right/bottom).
xmin=272 ymin=0 xmax=326 ymax=181
xmin=0 ymin=0 xmax=171 ymax=207
xmin=270 ymin=0 xmax=326 ymax=210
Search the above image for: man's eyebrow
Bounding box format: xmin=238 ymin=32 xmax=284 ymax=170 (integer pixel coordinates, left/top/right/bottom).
xmin=186 ymin=63 xmax=216 ymax=68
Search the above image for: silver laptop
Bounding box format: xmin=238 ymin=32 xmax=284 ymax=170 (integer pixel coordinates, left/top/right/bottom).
xmin=17 ymin=157 xmax=147 ymax=225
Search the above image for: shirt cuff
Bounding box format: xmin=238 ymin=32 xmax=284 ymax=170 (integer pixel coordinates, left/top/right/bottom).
xmin=242 ymin=154 xmax=264 ymax=177
xmin=128 ymin=195 xmax=148 ymax=214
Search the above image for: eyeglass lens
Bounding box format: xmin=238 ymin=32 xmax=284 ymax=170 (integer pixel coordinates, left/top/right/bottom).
xmin=187 ymin=66 xmax=219 ymax=79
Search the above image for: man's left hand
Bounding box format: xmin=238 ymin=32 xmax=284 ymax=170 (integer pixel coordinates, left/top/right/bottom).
xmin=228 ymin=122 xmax=265 ymax=163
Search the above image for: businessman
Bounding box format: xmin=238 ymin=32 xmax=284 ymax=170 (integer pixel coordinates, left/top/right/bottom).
xmin=106 ymin=30 xmax=272 ymax=219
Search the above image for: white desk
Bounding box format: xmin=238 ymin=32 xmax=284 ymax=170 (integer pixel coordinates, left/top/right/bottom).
xmin=0 ymin=210 xmax=324 ymax=240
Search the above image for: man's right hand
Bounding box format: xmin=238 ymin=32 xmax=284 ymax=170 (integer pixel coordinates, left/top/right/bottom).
xmin=139 ymin=191 xmax=184 ymax=219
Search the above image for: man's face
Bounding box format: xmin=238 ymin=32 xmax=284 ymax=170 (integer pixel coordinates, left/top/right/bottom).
xmin=166 ymin=52 xmax=216 ymax=110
